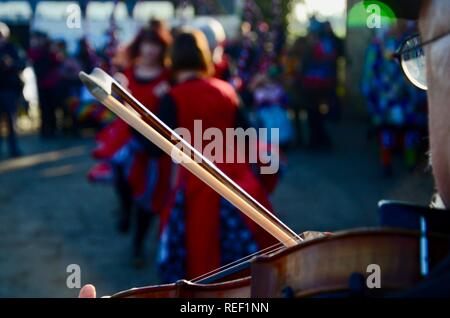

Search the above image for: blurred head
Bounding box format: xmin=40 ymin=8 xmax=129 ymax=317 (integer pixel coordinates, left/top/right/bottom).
xmin=0 ymin=22 xmax=10 ymax=44
xmin=78 ymin=37 xmax=91 ymax=53
xmin=57 ymin=39 xmax=66 ymax=49
xmin=170 ymin=30 xmax=214 ymax=77
xmin=127 ymin=26 xmax=171 ymax=67
xmin=308 ymin=15 xmax=324 ymax=36
xmin=149 ymin=19 xmax=169 ymax=34
xmin=418 ymin=0 xmax=450 ymax=207
xmin=192 ymin=17 xmax=226 ymax=52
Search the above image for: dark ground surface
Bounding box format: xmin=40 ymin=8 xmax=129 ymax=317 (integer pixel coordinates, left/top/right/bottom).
xmin=0 ymin=119 xmax=434 ymax=297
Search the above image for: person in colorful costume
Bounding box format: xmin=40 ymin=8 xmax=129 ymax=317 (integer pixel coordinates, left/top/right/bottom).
xmin=249 ymin=65 xmax=294 ymax=149
xmin=362 ymin=23 xmax=428 ymax=176
xmin=297 ymin=18 xmax=342 ymax=149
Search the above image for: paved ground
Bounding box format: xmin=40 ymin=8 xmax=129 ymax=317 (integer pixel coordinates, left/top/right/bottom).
xmin=0 ymin=119 xmax=435 ymax=297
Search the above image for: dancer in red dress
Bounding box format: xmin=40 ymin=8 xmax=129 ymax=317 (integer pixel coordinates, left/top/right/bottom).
xmin=119 ymin=26 xmax=173 ymax=264
xmin=90 ymin=24 xmax=173 ymax=265
xmin=153 ymin=30 xmax=277 ymax=283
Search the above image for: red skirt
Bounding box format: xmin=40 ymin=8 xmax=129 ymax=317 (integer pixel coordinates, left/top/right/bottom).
xmin=157 ymin=165 xmax=277 ymax=283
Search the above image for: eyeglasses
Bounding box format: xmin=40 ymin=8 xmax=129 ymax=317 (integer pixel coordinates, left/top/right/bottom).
xmin=394 ymin=30 xmax=450 ymax=91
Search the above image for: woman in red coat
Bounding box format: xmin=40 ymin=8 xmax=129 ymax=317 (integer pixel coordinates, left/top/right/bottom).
xmin=155 ymin=30 xmax=277 ymax=283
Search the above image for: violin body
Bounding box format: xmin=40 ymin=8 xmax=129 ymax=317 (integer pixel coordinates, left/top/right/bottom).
xmin=251 ymin=229 xmax=450 ymax=298
xmin=112 ymin=229 xmax=449 ymax=298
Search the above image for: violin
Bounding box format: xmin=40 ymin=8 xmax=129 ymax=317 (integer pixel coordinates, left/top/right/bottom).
xmin=80 ymin=68 xmax=450 ymax=298
xmin=108 ymin=228 xmax=449 ymax=298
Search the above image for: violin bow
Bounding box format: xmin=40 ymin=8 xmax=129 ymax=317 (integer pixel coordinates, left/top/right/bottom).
xmin=79 ymin=68 xmax=301 ymax=247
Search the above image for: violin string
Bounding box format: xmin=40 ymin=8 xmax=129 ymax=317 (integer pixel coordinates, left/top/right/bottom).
xmin=190 ymin=242 xmax=285 ymax=284
xmin=191 ymin=232 xmax=305 ymax=284
xmin=190 ymin=238 xmax=293 ymax=284
xmin=191 ymin=236 xmax=300 ymax=282
xmin=192 ymin=247 xmax=287 ymax=285
xmin=191 ymin=242 xmax=284 ymax=283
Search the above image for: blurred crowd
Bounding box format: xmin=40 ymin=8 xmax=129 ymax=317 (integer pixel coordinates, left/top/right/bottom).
xmin=1 ymin=16 xmax=347 ymax=157
xmin=1 ymin=22 xmax=114 ymax=152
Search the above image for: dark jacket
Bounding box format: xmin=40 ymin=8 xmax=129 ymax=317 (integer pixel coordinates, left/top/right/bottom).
xmin=0 ymin=42 xmax=25 ymax=92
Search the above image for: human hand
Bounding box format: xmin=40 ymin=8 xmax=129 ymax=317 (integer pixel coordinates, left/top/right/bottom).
xmin=78 ymin=284 xmax=96 ymax=298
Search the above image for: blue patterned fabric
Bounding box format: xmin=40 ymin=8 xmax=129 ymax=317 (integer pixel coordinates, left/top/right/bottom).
xmin=220 ymin=199 xmax=259 ymax=265
xmin=109 ymin=137 xmax=141 ymax=177
xmin=157 ymin=192 xmax=259 ymax=284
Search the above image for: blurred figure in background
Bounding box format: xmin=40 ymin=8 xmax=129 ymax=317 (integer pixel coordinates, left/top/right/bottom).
xmin=362 ymin=23 xmax=428 ymax=176
xmin=55 ymin=39 xmax=82 ymax=134
xmin=0 ymin=22 xmax=24 ymax=158
xmin=295 ymin=17 xmax=341 ymax=149
xmin=90 ymin=22 xmax=173 ymax=266
xmin=285 ymin=35 xmax=307 ymax=147
xmin=76 ymin=38 xmax=98 ymax=74
xmin=120 ymin=25 xmax=172 ymax=265
xmin=70 ymin=38 xmax=114 ymax=129
xmin=193 ymin=17 xmax=230 ymax=81
xmin=322 ymin=21 xmax=344 ymax=120
xmin=249 ymin=65 xmax=294 ymax=149
xmin=225 ymin=22 xmax=260 ymax=109
xmin=28 ymin=31 xmax=62 ymax=138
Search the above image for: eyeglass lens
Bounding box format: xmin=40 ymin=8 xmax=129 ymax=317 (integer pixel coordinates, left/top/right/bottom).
xmin=401 ymin=36 xmax=428 ymax=90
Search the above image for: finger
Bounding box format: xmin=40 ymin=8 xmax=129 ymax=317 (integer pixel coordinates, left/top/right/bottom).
xmin=79 ymin=284 xmax=96 ymax=298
